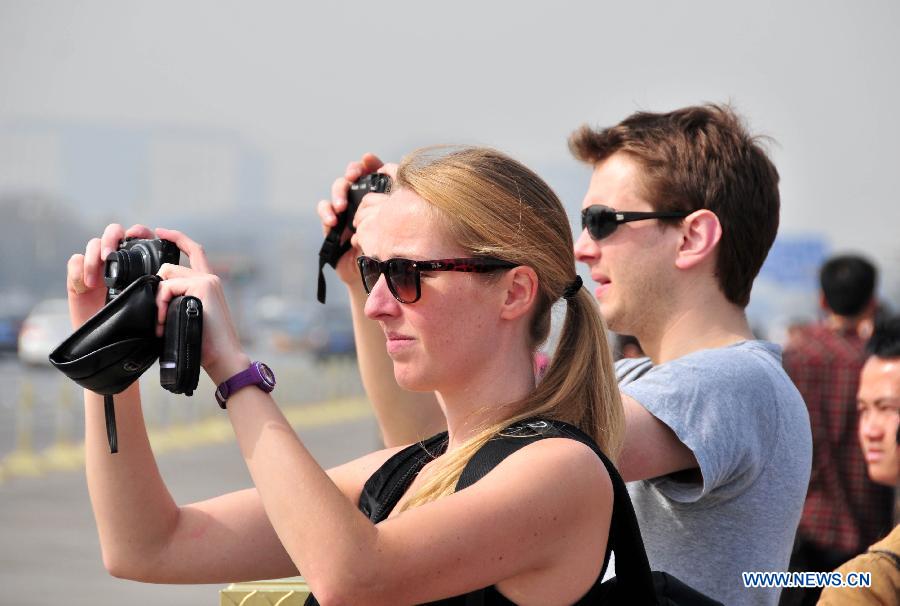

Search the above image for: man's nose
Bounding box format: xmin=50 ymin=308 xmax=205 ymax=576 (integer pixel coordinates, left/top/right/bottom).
xmin=574 ymin=228 xmax=601 ymax=264
xmin=860 ymin=413 xmax=885 ymax=440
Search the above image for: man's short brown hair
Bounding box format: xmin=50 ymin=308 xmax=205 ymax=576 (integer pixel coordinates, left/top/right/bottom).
xmin=569 ymin=104 xmax=780 ymax=307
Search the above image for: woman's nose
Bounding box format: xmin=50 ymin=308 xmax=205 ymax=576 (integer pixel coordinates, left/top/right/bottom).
xmin=363 ymin=274 xmax=401 ymax=319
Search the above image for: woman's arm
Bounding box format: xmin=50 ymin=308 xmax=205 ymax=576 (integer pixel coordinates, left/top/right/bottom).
xmin=67 ymin=224 xmax=297 ymax=582
xmin=70 ymin=224 xmax=404 ymax=584
xmin=319 ymin=155 xmax=445 ymax=447
xmin=224 ymin=380 xmax=612 ymax=606
xmin=85 ymin=379 xmax=403 ymax=584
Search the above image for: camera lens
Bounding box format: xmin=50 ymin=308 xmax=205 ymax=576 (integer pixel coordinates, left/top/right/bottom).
xmin=107 ymin=258 xmax=120 ymax=279
xmin=373 ymin=174 xmax=391 ymax=193
xmin=103 ymin=249 xmax=142 ymax=290
xmin=104 ymin=251 xmax=129 ymax=290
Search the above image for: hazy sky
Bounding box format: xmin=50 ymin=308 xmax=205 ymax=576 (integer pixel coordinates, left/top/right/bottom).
xmin=1 ymin=0 xmax=899 ymax=304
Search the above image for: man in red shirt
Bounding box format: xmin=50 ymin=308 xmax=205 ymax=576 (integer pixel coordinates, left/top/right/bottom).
xmin=780 ymin=255 xmax=894 ymax=606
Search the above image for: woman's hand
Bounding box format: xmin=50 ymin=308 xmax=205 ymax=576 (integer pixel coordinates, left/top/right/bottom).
xmin=153 ymin=228 xmax=250 ymax=386
xmin=66 ymin=223 xmax=155 ymax=329
xmin=316 ymin=152 xmax=397 ymax=285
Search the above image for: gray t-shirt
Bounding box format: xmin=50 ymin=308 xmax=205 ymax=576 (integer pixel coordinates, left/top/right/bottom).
xmin=616 ymin=340 xmax=812 ymax=606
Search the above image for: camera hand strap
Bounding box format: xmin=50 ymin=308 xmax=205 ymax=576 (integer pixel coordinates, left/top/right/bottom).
xmin=316 ymin=222 xmax=353 ymax=304
xmin=104 ymin=394 xmax=118 ymax=454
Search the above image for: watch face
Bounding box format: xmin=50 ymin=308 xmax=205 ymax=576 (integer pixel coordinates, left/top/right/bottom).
xmin=258 ymin=362 xmax=276 ymax=386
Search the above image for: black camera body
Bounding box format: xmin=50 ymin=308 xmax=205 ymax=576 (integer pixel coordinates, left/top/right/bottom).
xmin=50 ymin=236 xmax=204 ymax=452
xmin=98 ymin=237 xmax=202 ymax=396
xmin=104 ymin=237 xmax=180 ymax=300
xmin=52 ymin=272 xmax=204 ymax=394
xmin=317 ymin=173 xmax=392 ymax=303
xmin=344 ymin=173 xmax=392 ymax=234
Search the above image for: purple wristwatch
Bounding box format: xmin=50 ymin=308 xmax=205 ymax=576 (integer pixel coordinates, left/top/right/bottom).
xmin=215 ymin=361 xmax=276 ymax=409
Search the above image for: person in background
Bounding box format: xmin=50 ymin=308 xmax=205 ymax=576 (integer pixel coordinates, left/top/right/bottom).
xmin=818 ymin=315 xmax=900 ymax=605
xmin=780 ymin=255 xmax=895 ymax=606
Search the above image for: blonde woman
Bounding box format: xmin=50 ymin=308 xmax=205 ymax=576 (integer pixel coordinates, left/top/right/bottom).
xmin=67 ymin=146 xmax=624 ymax=605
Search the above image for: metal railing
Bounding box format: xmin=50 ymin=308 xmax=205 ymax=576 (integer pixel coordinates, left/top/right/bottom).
xmin=0 ymin=354 xmax=366 ymax=484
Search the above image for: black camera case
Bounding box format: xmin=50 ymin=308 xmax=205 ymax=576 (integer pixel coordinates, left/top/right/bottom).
xmin=50 ymin=274 xmax=203 ymax=397
xmin=50 ymin=275 xmax=164 ymax=394
xmin=160 ymin=294 xmax=203 ymax=395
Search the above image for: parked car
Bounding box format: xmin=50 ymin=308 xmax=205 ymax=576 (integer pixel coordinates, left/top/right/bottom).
xmin=0 ymin=314 xmax=24 ymax=353
xmin=254 ymin=298 xmax=355 ymax=359
xmin=18 ymin=299 xmax=72 ymax=366
xmin=306 ymin=323 xmax=356 ymax=360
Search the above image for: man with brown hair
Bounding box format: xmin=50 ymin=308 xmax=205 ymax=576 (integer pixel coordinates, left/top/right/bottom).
xmin=569 ymin=105 xmax=812 ymax=606
xmin=318 ymin=104 xmax=812 ymax=605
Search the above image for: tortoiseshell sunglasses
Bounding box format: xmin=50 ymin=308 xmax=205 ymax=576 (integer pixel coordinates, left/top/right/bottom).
xmin=356 ymin=256 xmax=519 ymax=304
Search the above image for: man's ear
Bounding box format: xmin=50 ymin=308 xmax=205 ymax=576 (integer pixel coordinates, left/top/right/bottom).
xmin=499 ymin=266 xmax=539 ymax=321
xmin=674 ymin=209 xmax=722 ymax=270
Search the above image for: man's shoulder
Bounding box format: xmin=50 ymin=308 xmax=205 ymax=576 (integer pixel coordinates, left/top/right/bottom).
xmin=625 ymin=340 xmax=784 ymax=384
xmin=684 ymin=339 xmax=782 ymax=366
xmin=618 ymin=340 xmax=804 ymax=419
xmin=615 ymin=356 xmax=653 ymax=384
xmin=621 ymin=341 xmax=811 ymax=504
xmin=622 ymin=341 xmax=811 ymax=433
xmin=871 ymin=524 xmax=900 ymax=554
xmin=825 ymin=525 xmax=900 ymax=605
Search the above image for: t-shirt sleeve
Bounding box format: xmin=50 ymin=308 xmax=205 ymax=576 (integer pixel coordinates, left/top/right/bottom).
xmin=620 ymin=349 xmax=781 ymax=503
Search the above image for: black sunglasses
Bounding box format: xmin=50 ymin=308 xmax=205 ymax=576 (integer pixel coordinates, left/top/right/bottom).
xmin=357 ymin=256 xmax=519 ymax=304
xmin=581 ymin=204 xmax=689 ymax=240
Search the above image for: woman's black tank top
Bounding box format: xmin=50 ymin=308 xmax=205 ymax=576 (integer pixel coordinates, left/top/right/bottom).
xmin=305 ymin=419 xmax=613 ymax=605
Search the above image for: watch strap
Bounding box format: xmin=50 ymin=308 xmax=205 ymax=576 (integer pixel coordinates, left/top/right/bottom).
xmin=215 ymin=362 xmax=275 ymax=408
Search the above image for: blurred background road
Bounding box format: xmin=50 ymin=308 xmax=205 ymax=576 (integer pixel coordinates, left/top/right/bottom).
xmin=0 ymin=350 xmax=378 ymax=606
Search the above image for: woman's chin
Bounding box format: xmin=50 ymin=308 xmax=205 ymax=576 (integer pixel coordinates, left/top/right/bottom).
xmin=393 ymin=366 xmax=435 ymax=393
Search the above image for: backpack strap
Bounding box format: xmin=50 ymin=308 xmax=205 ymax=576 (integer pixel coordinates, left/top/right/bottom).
xmin=456 ymin=419 xmax=658 ymax=605
xmin=357 ymin=432 xmax=449 ymax=523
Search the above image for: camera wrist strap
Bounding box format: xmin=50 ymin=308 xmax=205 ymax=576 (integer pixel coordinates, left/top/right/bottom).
xmin=104 ymin=394 xmax=118 ymax=454
xmin=316 ymin=226 xmax=352 ymax=304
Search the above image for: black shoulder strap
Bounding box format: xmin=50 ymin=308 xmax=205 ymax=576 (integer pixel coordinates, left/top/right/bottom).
xmin=456 ymin=419 xmax=658 ymax=605
xmin=357 ymin=433 xmax=448 ymax=523
xmin=308 ymin=435 xmax=449 ymax=606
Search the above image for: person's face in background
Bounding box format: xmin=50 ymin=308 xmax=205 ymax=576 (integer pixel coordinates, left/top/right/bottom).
xmin=858 ymin=356 xmax=900 ymax=486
